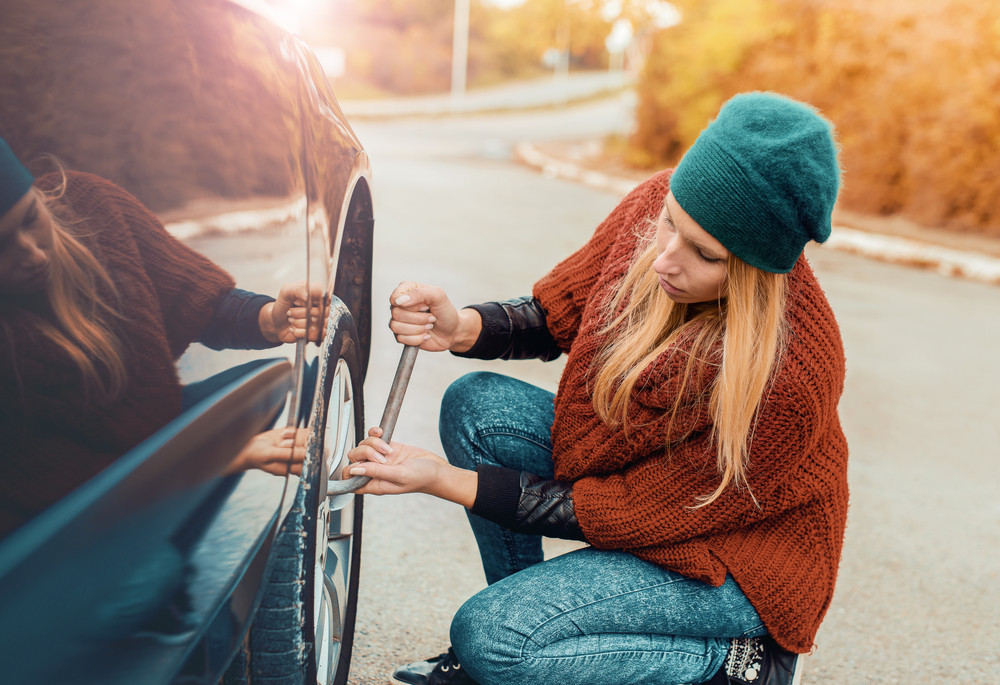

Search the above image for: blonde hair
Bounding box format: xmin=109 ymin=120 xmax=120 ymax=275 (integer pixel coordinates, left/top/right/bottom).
xmin=0 ymin=171 xmax=128 ymax=403
xmin=592 ymin=235 xmax=788 ymax=507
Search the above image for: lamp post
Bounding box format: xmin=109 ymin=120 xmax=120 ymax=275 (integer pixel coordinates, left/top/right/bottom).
xmin=451 ymin=0 xmax=469 ymax=112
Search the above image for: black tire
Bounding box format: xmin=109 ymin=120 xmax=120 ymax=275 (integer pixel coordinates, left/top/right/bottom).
xmin=245 ymin=301 xmax=365 ymax=685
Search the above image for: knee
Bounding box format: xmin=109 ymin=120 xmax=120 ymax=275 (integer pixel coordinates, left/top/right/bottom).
xmin=450 ymin=593 xmax=486 ymax=660
xmin=450 ymin=588 xmax=522 ymax=685
xmin=440 ymin=372 xmax=500 ymax=423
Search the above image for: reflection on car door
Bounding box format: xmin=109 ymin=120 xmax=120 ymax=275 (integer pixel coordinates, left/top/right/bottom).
xmin=0 ymin=360 xmax=294 ymax=685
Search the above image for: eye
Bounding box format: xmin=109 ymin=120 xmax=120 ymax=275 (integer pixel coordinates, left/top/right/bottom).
xmin=698 ymin=251 xmax=723 ymax=263
xmin=21 ymin=203 xmax=39 ymax=230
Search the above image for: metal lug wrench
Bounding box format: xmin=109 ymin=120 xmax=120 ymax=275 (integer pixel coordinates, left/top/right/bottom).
xmin=326 ymin=344 xmax=419 ymax=496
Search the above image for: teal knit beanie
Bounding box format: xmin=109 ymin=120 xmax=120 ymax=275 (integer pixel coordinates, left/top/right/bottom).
xmin=670 ymin=92 xmax=840 ymax=273
xmin=0 ymin=137 xmax=34 ymax=217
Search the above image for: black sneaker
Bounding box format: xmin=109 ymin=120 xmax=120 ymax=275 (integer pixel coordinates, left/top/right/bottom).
xmin=392 ymin=647 xmax=479 ymax=685
xmin=703 ymin=636 xmax=803 ymax=685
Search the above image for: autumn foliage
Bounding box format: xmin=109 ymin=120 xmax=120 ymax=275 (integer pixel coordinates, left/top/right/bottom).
xmin=630 ymin=0 xmax=1000 ymax=236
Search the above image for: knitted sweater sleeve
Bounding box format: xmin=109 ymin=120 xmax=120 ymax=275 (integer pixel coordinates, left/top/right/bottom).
xmin=533 ymin=171 xmax=672 ymax=352
xmin=65 ymin=172 xmax=237 ymax=358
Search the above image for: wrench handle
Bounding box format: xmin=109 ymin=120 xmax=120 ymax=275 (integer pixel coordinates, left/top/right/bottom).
xmin=327 ymin=344 xmax=419 ymax=496
xmin=376 ymin=343 xmax=419 ymax=444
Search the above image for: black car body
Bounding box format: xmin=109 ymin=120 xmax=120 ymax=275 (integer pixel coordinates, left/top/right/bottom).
xmin=0 ymin=2 xmax=372 ymax=683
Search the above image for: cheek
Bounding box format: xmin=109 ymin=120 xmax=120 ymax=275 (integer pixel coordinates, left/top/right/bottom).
xmin=694 ymin=264 xmax=728 ymax=295
xmin=37 ymin=214 xmax=56 ymax=249
xmin=710 ymin=268 xmax=728 ymax=294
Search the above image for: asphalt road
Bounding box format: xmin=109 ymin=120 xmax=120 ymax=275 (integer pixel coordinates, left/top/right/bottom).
xmin=185 ymin=90 xmax=999 ymax=684
xmin=341 ymin=94 xmax=1000 ymax=685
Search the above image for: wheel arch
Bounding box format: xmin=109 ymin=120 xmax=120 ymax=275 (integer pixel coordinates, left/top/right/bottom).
xmin=331 ymin=171 xmax=374 ymax=379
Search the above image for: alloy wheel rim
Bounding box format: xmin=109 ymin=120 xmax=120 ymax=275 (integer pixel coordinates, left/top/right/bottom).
xmin=313 ymin=357 xmax=355 ymax=683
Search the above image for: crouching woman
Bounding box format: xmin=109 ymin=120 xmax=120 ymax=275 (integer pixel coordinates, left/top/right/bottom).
xmin=347 ymin=92 xmax=848 ymax=685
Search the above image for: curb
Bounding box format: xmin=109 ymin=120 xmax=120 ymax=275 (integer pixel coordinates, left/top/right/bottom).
xmin=514 ymin=142 xmax=1000 ymax=287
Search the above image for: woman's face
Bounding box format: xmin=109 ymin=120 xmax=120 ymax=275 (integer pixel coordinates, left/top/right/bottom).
xmin=0 ymin=188 xmax=54 ymax=295
xmin=652 ymin=191 xmax=730 ymax=304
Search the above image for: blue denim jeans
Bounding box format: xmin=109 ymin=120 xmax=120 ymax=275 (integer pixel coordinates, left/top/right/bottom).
xmin=439 ymin=372 xmax=767 ymax=685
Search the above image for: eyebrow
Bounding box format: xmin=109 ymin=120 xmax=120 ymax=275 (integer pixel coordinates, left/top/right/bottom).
xmin=664 ymin=203 xmax=726 ymax=259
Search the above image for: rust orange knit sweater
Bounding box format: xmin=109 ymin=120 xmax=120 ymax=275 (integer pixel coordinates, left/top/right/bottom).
xmin=533 ymin=170 xmax=849 ymax=654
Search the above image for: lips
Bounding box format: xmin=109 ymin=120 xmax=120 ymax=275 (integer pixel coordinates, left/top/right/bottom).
xmin=19 ymin=263 xmax=51 ymax=291
xmin=658 ymin=277 xmax=684 ymax=295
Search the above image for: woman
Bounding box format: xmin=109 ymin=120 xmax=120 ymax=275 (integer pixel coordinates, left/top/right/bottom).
xmin=347 ymin=92 xmax=848 ymax=685
xmin=0 ymin=137 xmax=322 ymax=537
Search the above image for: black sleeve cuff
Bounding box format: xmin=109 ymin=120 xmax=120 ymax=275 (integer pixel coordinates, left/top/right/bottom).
xmin=200 ymin=288 xmax=279 ymax=350
xmin=471 ymin=464 xmax=522 ymax=526
xmin=450 ymin=303 xmax=511 ymax=360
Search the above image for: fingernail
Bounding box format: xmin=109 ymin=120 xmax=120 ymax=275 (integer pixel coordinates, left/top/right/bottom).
xmin=428 ymin=316 xmax=437 ymax=323
xmin=425 ymin=323 xmax=434 ymax=330
xmin=375 ymin=454 xmax=387 ymax=463
xmin=280 ymin=439 xmax=293 ymax=447
xmin=423 ymin=333 xmax=431 ymax=340
xmin=349 ymin=466 xmax=366 ymax=476
xmin=395 ymin=295 xmax=410 ymax=305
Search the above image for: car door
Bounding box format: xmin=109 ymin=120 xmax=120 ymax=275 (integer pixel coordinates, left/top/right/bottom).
xmin=0 ymin=359 xmax=294 ymax=685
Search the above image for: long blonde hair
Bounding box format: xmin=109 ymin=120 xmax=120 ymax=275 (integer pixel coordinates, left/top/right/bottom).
xmin=0 ymin=172 xmax=128 ymax=403
xmin=592 ymin=235 xmax=789 ymax=507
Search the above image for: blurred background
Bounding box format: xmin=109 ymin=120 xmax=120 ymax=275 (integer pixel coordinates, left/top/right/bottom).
xmin=291 ymin=0 xmax=1000 ymax=240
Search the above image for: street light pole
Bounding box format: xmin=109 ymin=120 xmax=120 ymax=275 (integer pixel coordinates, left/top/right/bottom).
xmin=451 ymin=0 xmax=469 ymax=113
xmin=554 ymin=0 xmax=570 ymax=105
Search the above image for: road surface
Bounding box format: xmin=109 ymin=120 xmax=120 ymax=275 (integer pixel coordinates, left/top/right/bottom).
xmin=183 ymin=91 xmax=1000 ymax=683
xmin=345 ymin=94 xmax=1000 ymax=685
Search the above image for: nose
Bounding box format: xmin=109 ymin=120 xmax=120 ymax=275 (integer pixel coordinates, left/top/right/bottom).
xmin=653 ymin=236 xmax=681 ymax=275
xmin=18 ymin=233 xmax=49 ymax=268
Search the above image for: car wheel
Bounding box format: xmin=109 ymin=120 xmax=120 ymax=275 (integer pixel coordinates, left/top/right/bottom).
xmin=245 ymin=301 xmax=364 ymax=685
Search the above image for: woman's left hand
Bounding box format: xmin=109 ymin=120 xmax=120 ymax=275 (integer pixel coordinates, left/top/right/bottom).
xmin=262 ymin=282 xmax=327 ymax=344
xmin=344 ymin=427 xmax=454 ymax=497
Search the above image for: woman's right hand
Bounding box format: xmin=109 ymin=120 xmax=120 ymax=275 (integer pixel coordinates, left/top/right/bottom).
xmin=389 ymin=281 xmax=479 ymax=353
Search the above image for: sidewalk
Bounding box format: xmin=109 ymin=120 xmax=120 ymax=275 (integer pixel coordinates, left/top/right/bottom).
xmin=515 ymin=139 xmax=1000 ymax=286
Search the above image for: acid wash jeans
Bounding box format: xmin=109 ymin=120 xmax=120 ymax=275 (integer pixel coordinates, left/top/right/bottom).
xmin=439 ymin=372 xmax=767 ymax=685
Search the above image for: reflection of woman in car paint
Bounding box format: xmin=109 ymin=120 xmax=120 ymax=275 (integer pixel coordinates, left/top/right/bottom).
xmin=0 ymin=137 xmax=322 ymax=537
xmin=348 ymin=94 xmax=847 ymax=685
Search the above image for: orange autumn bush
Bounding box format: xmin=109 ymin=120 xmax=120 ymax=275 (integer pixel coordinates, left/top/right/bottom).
xmin=630 ymin=0 xmax=1000 ymax=236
